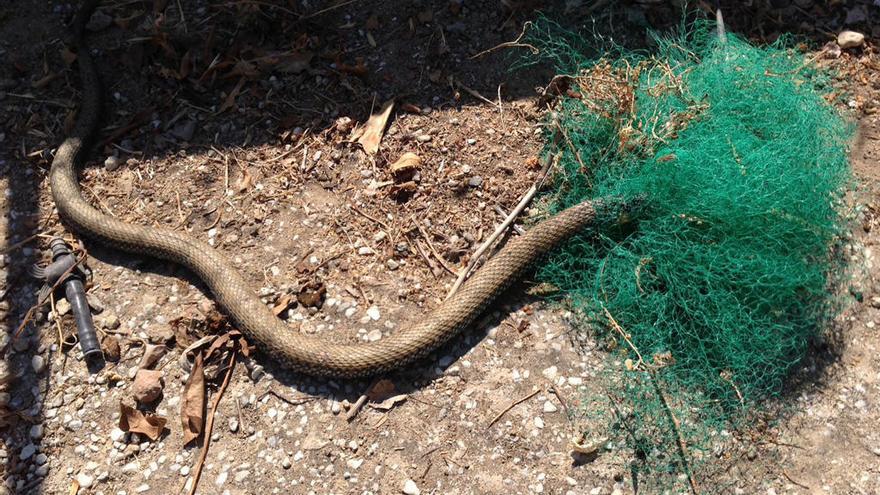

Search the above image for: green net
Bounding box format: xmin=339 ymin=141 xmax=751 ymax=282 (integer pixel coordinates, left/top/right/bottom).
xmin=526 ymin=20 xmax=852 ymax=489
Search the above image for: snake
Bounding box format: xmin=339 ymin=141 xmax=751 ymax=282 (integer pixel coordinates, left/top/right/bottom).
xmin=50 ymin=1 xmax=614 ymax=377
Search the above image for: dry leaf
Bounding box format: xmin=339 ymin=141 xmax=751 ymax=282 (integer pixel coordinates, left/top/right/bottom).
xmin=178 ymin=49 xmax=193 ymax=80
xmin=401 ymin=103 xmax=422 ymax=114
xmin=119 ymin=403 xmax=167 ymax=441
xmin=181 ymin=352 xmax=206 ymax=445
xmin=226 ymin=59 xmax=259 ymax=79
xmin=355 ymin=99 xmax=395 ymax=155
xmin=372 ymin=394 xmax=407 ymax=410
xmin=60 ymin=47 xmax=77 ymax=66
xmin=389 ymin=152 xmax=421 ymax=177
xmin=219 ymin=77 xmax=246 ymax=114
xmin=365 ymin=14 xmax=379 ymax=30
xmin=235 ymin=167 xmax=253 ymax=192
xmin=272 ymin=294 xmax=295 ymax=316
xmin=367 ymin=378 xmax=396 ymax=401
xmin=276 ymin=51 xmax=313 ymax=74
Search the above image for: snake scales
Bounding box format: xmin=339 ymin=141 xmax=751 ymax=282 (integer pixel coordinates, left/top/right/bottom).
xmin=50 ymin=1 xmax=607 ymax=377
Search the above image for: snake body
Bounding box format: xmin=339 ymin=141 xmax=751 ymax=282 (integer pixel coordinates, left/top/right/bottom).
xmin=50 ymin=2 xmax=604 ymax=377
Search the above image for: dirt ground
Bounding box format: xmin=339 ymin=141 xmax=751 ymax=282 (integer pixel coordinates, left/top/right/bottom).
xmin=1 ymin=1 xmax=878 ymax=494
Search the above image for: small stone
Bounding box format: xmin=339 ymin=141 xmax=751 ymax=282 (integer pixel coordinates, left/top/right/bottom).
xmin=542 ymin=366 xmax=558 ymax=380
xmin=34 ymin=453 xmax=47 ymax=465
xmin=132 ymin=369 xmax=164 ymax=404
xmin=234 ymin=470 xmax=250 ymax=482
xmin=358 ymin=246 xmax=375 ymax=256
xmin=135 ymin=484 xmax=150 ymax=493
xmin=366 ymin=306 xmax=381 ymax=321
xmin=228 ymin=417 xmax=239 ymax=433
xmin=215 ymin=471 xmax=228 ymax=486
xmin=366 ymin=329 xmax=383 ymax=342
xmin=55 ymin=298 xmax=71 ymax=316
xmin=102 ymin=314 xmax=121 ymax=330
xmin=86 ymin=9 xmax=113 ymax=31
xmin=281 ymin=457 xmax=292 ymax=469
xmin=417 ymin=134 xmax=432 ymax=143
xmin=18 ymin=444 xmax=36 ymax=461
xmin=171 ymin=120 xmax=197 ymax=141
xmin=110 ymin=428 xmax=126 ymax=443
xmin=346 ymin=458 xmax=364 ymax=470
xmin=104 ymin=155 xmax=122 ymax=171
xmin=468 ymin=176 xmax=483 ymax=187
xmin=180 ymin=466 xmax=190 ymax=476
xmin=386 ymin=259 xmax=400 ymax=270
xmin=837 ymin=30 xmax=865 ymax=49
xmin=31 ymin=355 xmax=46 ymax=374
xmin=543 ymin=401 xmax=558 ymax=413
xmin=403 ymin=479 xmax=421 ymax=495
xmin=29 ymin=425 xmax=43 ymax=440
xmin=466 ymin=138 xmax=477 ymax=145
xmin=76 ymin=473 xmax=94 ymax=489
xmin=534 ymin=417 xmax=544 ymax=429
xmin=567 ymin=376 xmax=583 ymax=386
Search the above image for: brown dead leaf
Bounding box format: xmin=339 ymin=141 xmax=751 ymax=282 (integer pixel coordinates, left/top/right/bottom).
xmin=389 ymin=152 xmax=421 ymax=178
xmin=60 ymin=47 xmax=77 ymax=67
xmin=354 ymin=99 xmax=395 ymax=155
xmin=272 ymin=294 xmax=295 ymax=316
xmin=365 ymin=14 xmax=380 ymax=30
xmin=219 ymin=77 xmax=246 ymax=114
xmin=181 ymin=352 xmax=206 ymax=445
xmin=32 ymin=72 xmax=59 ymax=89
xmin=178 ymin=49 xmax=193 ymax=80
xmin=401 ymin=102 xmax=422 ymax=114
xmin=119 ymin=403 xmax=167 ymax=441
xmin=372 ymin=394 xmax=408 ymax=410
xmin=275 ymin=51 xmax=314 ymax=74
xmin=367 ymin=378 xmax=396 ymax=401
xmin=226 ymin=59 xmax=260 ymax=79
xmin=236 ymin=167 xmax=253 ymax=192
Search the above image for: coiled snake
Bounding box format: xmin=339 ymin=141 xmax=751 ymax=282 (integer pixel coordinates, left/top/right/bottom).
xmin=50 ymin=1 xmax=610 ymax=377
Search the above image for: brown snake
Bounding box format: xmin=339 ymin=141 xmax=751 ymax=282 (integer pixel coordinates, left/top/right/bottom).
xmin=50 ymin=2 xmax=611 ymax=377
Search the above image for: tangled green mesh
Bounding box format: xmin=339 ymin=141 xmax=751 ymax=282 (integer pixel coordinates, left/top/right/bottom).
xmin=527 ymin=20 xmax=852 ymax=489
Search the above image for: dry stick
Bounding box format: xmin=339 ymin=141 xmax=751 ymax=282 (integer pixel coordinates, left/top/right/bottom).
xmin=470 ymin=21 xmax=538 ymax=59
xmin=187 ymin=351 xmax=236 ymax=495
xmin=417 ymin=225 xmax=456 ymax=276
xmin=486 ymin=388 xmax=541 ymax=429
xmin=446 ymin=157 xmax=553 ymax=299
xmin=453 ymin=78 xmax=501 ymax=110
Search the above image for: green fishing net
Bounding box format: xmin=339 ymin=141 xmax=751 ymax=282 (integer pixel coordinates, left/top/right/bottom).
xmin=527 ymin=20 xmax=852 ymax=489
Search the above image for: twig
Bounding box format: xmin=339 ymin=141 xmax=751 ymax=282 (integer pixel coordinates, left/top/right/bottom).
xmin=299 ymin=0 xmax=362 ymax=19
xmin=416 ymin=225 xmax=456 ymax=276
xmin=486 ymin=388 xmax=541 ymax=429
xmin=453 ymin=77 xmax=501 ymax=110
xmin=0 ymin=232 xmax=50 ymax=255
xmin=447 ymin=156 xmax=553 ymax=298
xmin=782 ymin=470 xmax=810 ymax=490
xmin=493 ymin=206 xmax=524 ymax=235
xmin=346 ymin=380 xmax=378 ymax=422
xmin=187 ymin=350 xmax=236 ymax=495
xmin=470 ymin=21 xmax=538 ymax=59
xmin=413 ymin=240 xmax=440 ymax=279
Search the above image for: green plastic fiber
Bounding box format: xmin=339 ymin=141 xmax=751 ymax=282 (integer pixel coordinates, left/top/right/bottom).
xmin=529 ymin=20 xmax=852 ymax=489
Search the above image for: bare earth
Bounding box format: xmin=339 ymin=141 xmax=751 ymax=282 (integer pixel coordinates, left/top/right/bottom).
xmin=1 ymin=1 xmax=878 ymax=495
